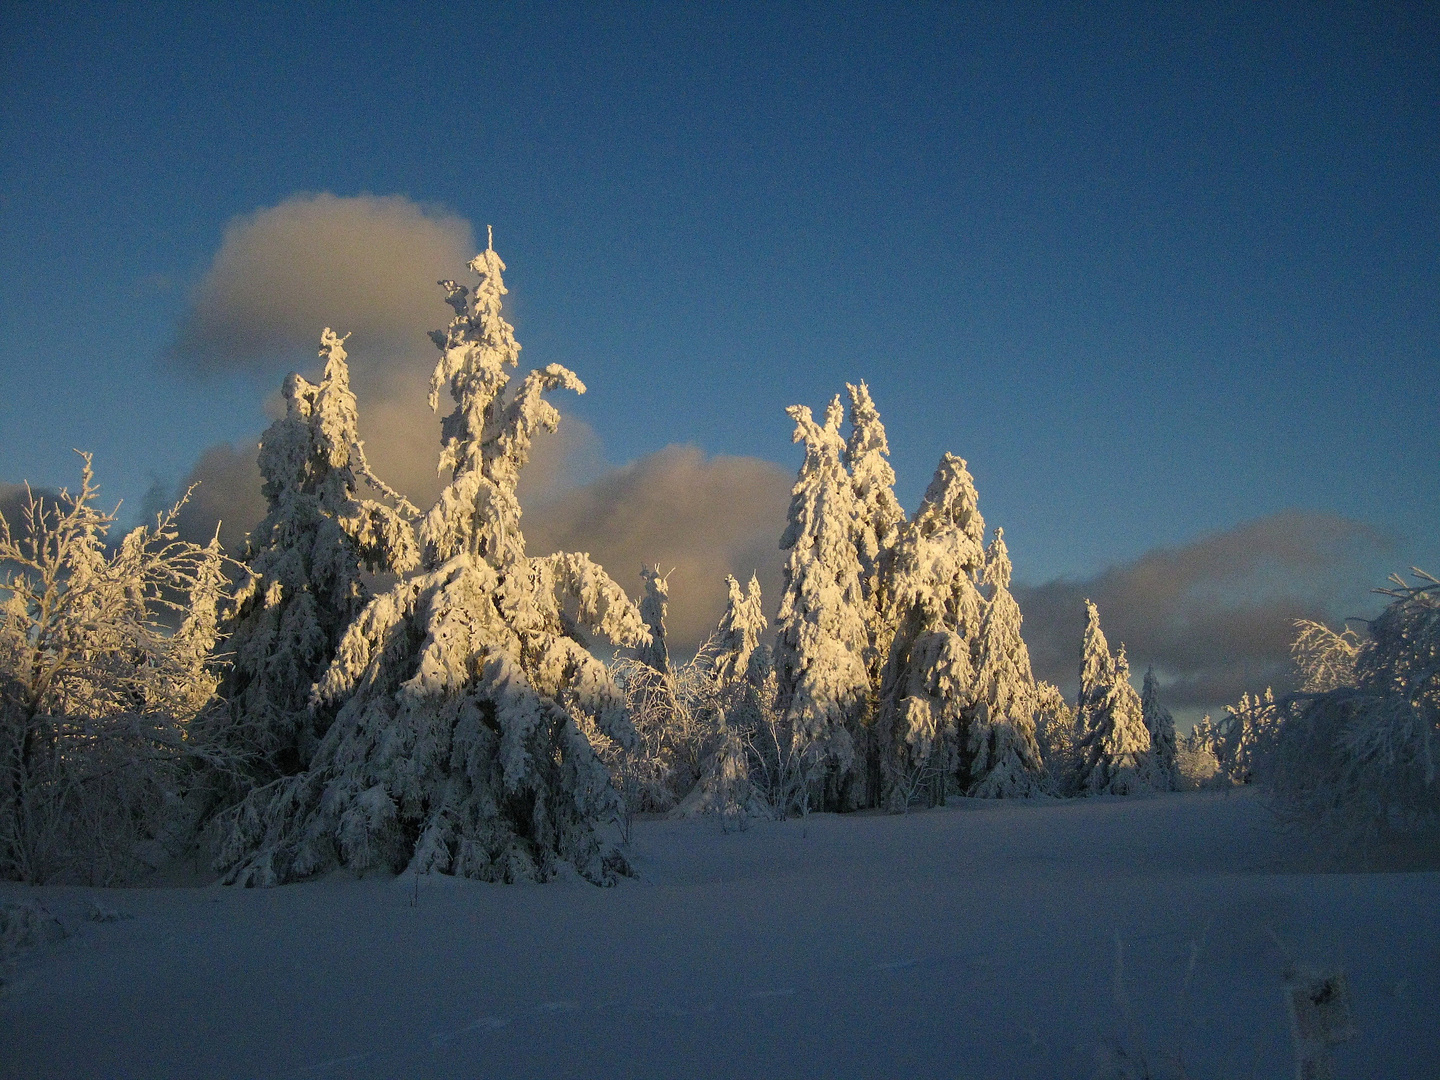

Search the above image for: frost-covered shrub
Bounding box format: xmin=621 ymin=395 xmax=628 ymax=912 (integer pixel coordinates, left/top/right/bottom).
xmin=605 ymin=644 xmax=718 ymax=818
xmin=1175 ymin=720 xmax=1222 ymax=791
xmin=1265 ymin=571 xmax=1440 ymax=841
xmin=1215 ymin=689 xmax=1276 ymax=785
xmin=0 ymin=457 xmax=230 ymax=884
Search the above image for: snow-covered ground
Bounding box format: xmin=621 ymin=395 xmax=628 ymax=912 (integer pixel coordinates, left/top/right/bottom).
xmin=3 ymin=789 xmax=1437 ymax=1079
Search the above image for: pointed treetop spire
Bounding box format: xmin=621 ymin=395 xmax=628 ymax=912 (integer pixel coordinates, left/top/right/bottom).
xmin=984 ymin=527 xmax=1012 ymax=592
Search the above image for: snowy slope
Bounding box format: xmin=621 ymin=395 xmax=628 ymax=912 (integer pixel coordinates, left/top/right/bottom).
xmin=3 ymin=790 xmax=1437 ymax=1079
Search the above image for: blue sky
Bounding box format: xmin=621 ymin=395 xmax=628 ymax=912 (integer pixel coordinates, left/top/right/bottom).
xmin=2 ymin=2 xmax=1436 ymax=708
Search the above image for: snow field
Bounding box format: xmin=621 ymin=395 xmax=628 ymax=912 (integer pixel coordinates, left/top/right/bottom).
xmin=3 ymin=788 xmax=1437 ymax=1079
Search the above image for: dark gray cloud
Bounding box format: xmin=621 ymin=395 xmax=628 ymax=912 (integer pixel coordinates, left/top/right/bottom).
xmin=525 ymin=445 xmax=792 ymax=652
xmin=1014 ymin=511 xmax=1395 ymax=716
xmin=170 ymin=442 xmax=269 ymax=554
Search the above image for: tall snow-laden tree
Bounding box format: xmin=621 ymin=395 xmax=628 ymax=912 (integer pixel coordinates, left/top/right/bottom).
xmin=774 ymin=396 xmax=871 ymax=811
xmin=1073 ymin=601 xmax=1154 ymax=795
xmin=875 ymin=453 xmax=987 ymax=810
xmin=844 ymin=381 xmax=906 ymax=677
xmin=711 ymin=573 xmax=767 ymax=689
xmin=214 ymin=233 xmax=649 ymax=887
xmin=220 ymin=329 xmax=419 ymax=781
xmin=964 ymin=529 xmax=1047 ymax=797
xmin=1140 ymin=667 xmax=1180 ymax=791
xmin=843 ymin=382 xmax=905 ymax=805
xmin=0 ymin=456 xmax=230 ymax=884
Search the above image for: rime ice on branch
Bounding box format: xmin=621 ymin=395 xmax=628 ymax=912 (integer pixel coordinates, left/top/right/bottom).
xmin=215 ymin=233 xmax=648 ymax=887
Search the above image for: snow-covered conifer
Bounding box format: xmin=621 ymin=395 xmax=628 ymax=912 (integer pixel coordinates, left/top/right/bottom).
xmin=712 ymin=573 xmax=767 ymax=689
xmin=844 ymin=381 xmax=905 ymax=679
xmin=774 ymin=396 xmax=871 ymax=810
xmin=215 ymin=234 xmax=648 ymax=887
xmin=875 ymin=453 xmax=987 ymax=810
xmin=1140 ymin=666 xmax=1180 ymax=791
xmin=964 ymin=529 xmax=1046 ymax=797
xmin=220 ymin=329 xmax=418 ymax=780
xmin=635 ymin=566 xmax=671 ymax=673
xmin=1033 ymin=680 xmax=1079 ymax=787
xmin=1073 ymin=601 xmax=1154 ymax=795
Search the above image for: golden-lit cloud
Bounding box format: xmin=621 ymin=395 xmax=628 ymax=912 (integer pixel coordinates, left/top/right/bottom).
xmin=170 ymin=192 xmax=475 ymax=370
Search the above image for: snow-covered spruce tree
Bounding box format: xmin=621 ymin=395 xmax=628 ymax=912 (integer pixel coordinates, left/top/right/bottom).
xmin=0 ymin=457 xmax=230 ymax=884
xmin=1140 ymin=667 xmax=1180 ymax=792
xmin=635 ymin=565 xmax=670 ymax=673
xmin=214 ymin=235 xmax=648 ymax=887
xmin=1072 ymin=601 xmax=1154 ymax=795
xmin=773 ymin=396 xmax=871 ymax=812
xmin=963 ymin=529 xmax=1046 ymax=797
xmin=1266 ymin=570 xmax=1440 ymax=840
xmin=218 ymin=329 xmax=418 ymax=782
xmin=711 ymin=573 xmax=767 ymax=690
xmin=875 ymin=453 xmax=987 ymax=810
xmin=844 ymin=382 xmax=906 ymax=679
xmin=843 ymin=381 xmax=906 ymax=806
xmin=1033 ymin=680 xmax=1079 ymax=789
